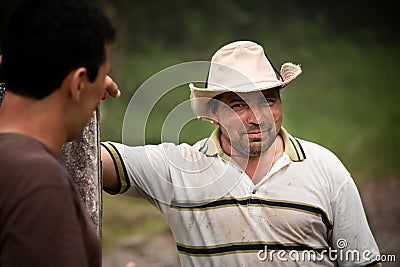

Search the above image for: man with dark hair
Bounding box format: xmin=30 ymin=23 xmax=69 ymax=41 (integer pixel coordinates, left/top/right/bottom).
xmin=0 ymin=0 xmax=118 ymax=266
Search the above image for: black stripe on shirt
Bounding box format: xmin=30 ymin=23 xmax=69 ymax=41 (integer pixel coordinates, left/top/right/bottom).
xmin=101 ymin=142 xmax=131 ymax=194
xmin=292 ymin=136 xmax=306 ymax=160
xmin=288 ymin=135 xmax=306 ymax=161
xmin=171 ymin=197 xmax=333 ymax=230
xmin=176 ymin=242 xmax=327 ymax=256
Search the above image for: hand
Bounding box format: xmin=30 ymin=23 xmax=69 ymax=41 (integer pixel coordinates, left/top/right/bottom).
xmin=103 ymin=75 xmax=121 ymax=100
xmin=125 ymin=262 xmax=137 ymax=267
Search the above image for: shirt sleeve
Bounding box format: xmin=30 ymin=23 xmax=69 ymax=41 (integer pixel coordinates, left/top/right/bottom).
xmin=101 ymin=141 xmax=175 ymax=206
xmin=331 ymin=177 xmax=381 ymax=267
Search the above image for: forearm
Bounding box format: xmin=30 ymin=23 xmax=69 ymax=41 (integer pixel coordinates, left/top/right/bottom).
xmin=101 ymin=145 xmax=120 ymax=193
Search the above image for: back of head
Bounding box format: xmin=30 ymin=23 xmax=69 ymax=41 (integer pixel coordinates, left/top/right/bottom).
xmin=0 ymin=0 xmax=115 ymax=99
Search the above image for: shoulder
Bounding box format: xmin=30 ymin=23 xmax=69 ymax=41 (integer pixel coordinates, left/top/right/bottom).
xmin=0 ymin=134 xmax=69 ymax=193
xmin=0 ymin=135 xmax=74 ymax=228
xmin=299 ymin=139 xmax=343 ymax=162
xmin=296 ymin=138 xmax=351 ymax=180
xmin=289 ymin=138 xmax=356 ymax=200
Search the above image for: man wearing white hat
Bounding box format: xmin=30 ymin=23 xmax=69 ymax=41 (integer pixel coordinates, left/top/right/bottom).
xmin=102 ymin=41 xmax=381 ymax=266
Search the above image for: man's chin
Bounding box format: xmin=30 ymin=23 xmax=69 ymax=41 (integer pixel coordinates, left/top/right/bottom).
xmin=250 ymin=140 xmax=275 ymax=155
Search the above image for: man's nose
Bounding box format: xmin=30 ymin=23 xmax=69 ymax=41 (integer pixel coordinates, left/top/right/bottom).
xmin=245 ymin=105 xmax=270 ymax=124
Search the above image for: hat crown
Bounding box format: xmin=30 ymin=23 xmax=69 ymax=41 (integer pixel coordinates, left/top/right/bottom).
xmin=207 ymin=41 xmax=280 ymax=90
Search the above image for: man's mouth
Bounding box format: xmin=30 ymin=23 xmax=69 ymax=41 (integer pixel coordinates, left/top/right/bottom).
xmin=246 ymin=130 xmax=266 ymax=139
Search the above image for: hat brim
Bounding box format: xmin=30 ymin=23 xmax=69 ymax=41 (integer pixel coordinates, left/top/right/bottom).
xmin=189 ymin=80 xmax=284 ymax=99
xmin=190 ymin=62 xmax=301 ymax=119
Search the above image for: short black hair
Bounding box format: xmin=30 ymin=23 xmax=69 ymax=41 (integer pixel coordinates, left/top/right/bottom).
xmin=0 ymin=0 xmax=115 ymax=99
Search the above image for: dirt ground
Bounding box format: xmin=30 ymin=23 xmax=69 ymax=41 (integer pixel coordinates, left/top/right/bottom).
xmin=102 ymin=177 xmax=400 ymax=267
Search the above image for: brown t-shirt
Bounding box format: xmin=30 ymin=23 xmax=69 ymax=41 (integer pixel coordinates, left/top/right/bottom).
xmin=0 ymin=133 xmax=100 ymax=267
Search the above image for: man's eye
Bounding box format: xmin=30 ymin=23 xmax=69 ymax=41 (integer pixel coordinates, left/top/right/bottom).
xmin=231 ymin=103 xmax=247 ymax=111
xmin=264 ymin=98 xmax=275 ymax=105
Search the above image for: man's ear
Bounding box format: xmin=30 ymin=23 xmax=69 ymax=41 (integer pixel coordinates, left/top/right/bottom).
xmin=69 ymin=67 xmax=87 ymax=101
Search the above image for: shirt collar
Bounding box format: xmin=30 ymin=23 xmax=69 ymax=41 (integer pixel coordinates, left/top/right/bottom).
xmin=199 ymin=127 xmax=306 ymax=162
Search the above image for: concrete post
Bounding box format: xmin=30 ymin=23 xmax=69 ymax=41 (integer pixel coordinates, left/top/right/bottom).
xmin=0 ymin=83 xmax=5 ymax=107
xmin=62 ymin=109 xmax=102 ymax=237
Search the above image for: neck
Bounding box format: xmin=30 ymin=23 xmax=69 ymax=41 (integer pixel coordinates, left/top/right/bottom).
xmin=225 ymin=135 xmax=284 ymax=184
xmin=0 ymin=92 xmax=67 ymax=156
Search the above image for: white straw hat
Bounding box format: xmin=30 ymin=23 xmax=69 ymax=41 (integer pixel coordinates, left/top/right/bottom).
xmin=189 ymin=40 xmax=301 ymax=119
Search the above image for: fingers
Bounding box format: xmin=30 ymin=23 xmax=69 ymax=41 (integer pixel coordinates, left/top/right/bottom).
xmin=125 ymin=261 xmax=137 ymax=267
xmin=103 ymin=75 xmax=121 ymax=99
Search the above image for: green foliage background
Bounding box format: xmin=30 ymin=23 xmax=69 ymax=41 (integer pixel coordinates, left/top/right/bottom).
xmin=1 ymin=0 xmax=398 ymax=178
xmin=91 ymin=0 xmax=399 ymax=179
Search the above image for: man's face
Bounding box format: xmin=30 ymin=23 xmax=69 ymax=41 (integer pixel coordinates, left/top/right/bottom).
xmin=84 ymin=45 xmax=111 ymax=114
xmin=211 ymin=89 xmax=282 ymax=157
xmin=68 ymin=45 xmax=111 ymax=140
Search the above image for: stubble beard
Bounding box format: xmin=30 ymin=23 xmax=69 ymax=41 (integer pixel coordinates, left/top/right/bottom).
xmin=230 ymin=125 xmax=277 ymax=158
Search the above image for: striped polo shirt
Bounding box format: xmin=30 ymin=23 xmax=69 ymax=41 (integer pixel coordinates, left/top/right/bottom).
xmin=102 ymin=128 xmax=380 ymax=266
